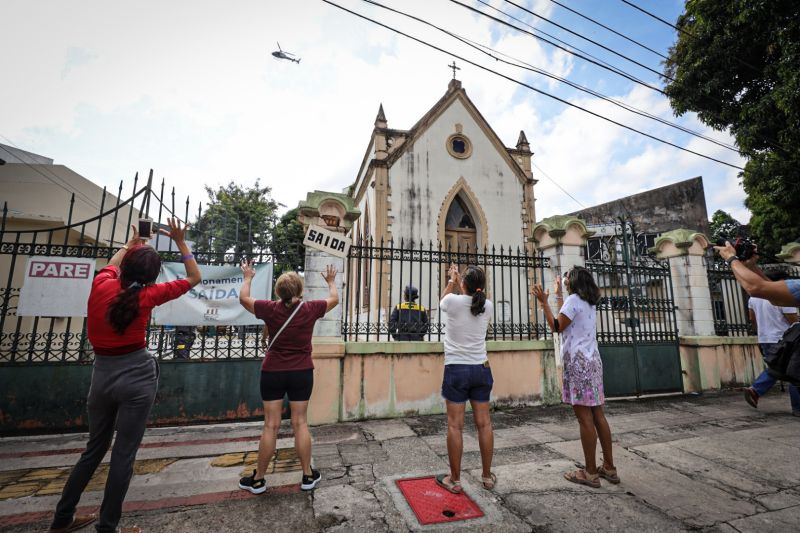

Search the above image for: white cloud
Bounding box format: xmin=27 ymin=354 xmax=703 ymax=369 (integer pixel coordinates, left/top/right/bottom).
xmin=1 ymin=0 xmax=749 ymax=231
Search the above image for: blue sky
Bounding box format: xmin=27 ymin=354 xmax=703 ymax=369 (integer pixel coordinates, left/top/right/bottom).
xmin=1 ymin=0 xmax=747 ymax=223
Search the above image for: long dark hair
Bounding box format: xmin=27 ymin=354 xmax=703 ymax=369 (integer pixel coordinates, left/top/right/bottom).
xmin=565 ymin=266 xmax=601 ymax=306
xmin=462 ymin=265 xmax=487 ymax=316
xmin=107 ymin=246 xmax=162 ymax=334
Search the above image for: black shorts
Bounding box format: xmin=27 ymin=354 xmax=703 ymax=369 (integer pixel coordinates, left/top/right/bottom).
xmin=260 ymin=369 xmax=314 ymax=402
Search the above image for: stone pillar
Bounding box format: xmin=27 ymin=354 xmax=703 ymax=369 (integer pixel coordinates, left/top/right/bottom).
xmin=778 ymin=242 xmax=800 ymax=265
xmin=297 ymin=191 xmax=361 ymax=338
xmin=303 ymin=250 xmax=345 ymax=337
xmin=532 ymin=215 xmax=593 ymax=302
xmin=653 ymin=229 xmax=714 ymax=337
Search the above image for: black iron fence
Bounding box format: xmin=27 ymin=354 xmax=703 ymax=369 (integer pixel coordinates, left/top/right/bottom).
xmin=1 ymin=173 xmax=302 ymax=364
xmin=342 ymin=239 xmax=550 ymax=342
xmin=707 ymin=258 xmax=800 ymax=337
xmin=586 ymin=260 xmax=679 ymax=345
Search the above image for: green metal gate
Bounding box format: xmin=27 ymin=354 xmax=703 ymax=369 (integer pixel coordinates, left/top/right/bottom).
xmin=585 ymin=223 xmax=683 ymax=397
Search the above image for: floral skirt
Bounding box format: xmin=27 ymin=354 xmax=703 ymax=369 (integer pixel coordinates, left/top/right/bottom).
xmin=562 ymin=349 xmax=605 ymax=406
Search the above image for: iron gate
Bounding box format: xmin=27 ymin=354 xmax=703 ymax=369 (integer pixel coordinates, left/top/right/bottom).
xmin=584 ymin=221 xmax=683 ymax=397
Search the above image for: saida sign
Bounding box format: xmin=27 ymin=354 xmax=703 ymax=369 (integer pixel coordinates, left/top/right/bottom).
xmin=303 ymin=225 xmax=351 ymax=258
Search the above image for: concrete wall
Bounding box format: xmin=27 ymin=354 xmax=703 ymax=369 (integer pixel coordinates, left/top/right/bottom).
xmin=1 ymin=337 xmax=766 ymax=433
xmin=679 ymin=336 xmax=763 ymax=393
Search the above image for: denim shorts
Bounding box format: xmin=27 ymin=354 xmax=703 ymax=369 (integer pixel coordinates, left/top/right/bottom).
xmin=787 ymin=280 xmax=800 ymax=305
xmin=442 ymin=363 xmax=493 ymax=404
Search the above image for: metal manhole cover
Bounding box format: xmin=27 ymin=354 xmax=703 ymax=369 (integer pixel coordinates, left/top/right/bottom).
xmin=395 ymin=476 xmax=484 ymax=525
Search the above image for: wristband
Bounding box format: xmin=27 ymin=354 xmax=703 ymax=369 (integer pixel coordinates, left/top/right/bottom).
xmin=725 ymin=256 xmax=739 ymax=265
xmin=122 ymin=245 xmax=129 ymax=251
xmin=181 ymin=254 xmax=194 ymax=261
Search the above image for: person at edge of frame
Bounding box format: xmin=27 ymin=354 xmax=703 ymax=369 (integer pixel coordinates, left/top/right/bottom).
xmin=743 ymin=270 xmax=800 ymax=416
xmin=715 ymin=241 xmax=800 ymax=306
xmin=533 ymin=267 xmax=620 ymax=489
xmin=48 ymin=218 xmax=201 ymax=533
xmin=237 ymin=261 xmax=338 ymax=495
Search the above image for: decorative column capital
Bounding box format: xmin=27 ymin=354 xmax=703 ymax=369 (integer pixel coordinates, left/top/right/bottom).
xmin=777 ymin=242 xmax=800 ymax=264
xmin=531 ymin=215 xmax=593 ymax=250
xmin=653 ymin=229 xmax=711 ymax=259
xmin=297 ymin=191 xmax=361 ymax=233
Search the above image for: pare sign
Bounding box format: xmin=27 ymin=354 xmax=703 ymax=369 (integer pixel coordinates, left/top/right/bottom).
xmin=303 ymin=225 xmax=352 ymax=259
xmin=18 ymin=257 xmax=96 ymax=317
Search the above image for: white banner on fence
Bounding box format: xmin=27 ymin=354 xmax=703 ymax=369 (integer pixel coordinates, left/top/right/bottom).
xmin=152 ymin=263 xmax=272 ymax=326
xmin=17 ymin=257 xmax=97 ymax=317
xmin=303 ymin=224 xmax=351 ymax=258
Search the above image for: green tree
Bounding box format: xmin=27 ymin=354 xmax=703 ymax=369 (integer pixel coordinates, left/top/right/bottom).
xmin=271 ymin=207 xmax=306 ymax=276
xmin=193 ymin=180 xmax=280 ymax=257
xmin=709 ymin=209 xmax=744 ymax=244
xmin=663 ymin=0 xmax=800 ymax=256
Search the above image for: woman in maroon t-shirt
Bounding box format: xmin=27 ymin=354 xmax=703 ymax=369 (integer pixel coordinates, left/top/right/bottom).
xmin=237 ymin=261 xmax=338 ymax=494
xmin=49 ymin=219 xmax=201 ymax=533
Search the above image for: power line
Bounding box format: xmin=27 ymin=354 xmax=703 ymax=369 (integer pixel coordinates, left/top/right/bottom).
xmin=467 ymin=0 xmax=789 ymax=158
xmin=326 ymin=0 xmax=744 ymax=170
xmin=449 ymin=0 xmax=665 ymax=95
xmin=472 ymin=0 xmax=653 ymax=87
xmin=545 ymin=0 xmax=667 ymax=60
xmin=619 ymin=0 xmax=691 ymax=37
xmin=619 ymin=0 xmax=763 ymax=76
xmin=499 ymin=0 xmax=666 ymax=80
xmin=532 ymin=162 xmax=587 ymax=209
xmin=363 ymin=0 xmax=740 ymax=155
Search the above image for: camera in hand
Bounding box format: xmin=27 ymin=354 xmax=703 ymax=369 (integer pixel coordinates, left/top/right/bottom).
xmin=716 ymin=236 xmax=757 ymax=261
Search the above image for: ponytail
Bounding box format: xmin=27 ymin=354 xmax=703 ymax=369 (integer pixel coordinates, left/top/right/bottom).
xmin=107 ymin=283 xmax=144 ymax=334
xmin=462 ymin=266 xmax=487 ymax=316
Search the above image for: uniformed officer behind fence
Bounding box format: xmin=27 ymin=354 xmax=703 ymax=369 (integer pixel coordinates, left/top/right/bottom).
xmin=389 ymin=285 xmax=429 ymax=341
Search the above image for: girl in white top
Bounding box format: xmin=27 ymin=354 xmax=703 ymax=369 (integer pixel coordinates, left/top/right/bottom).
xmin=436 ymin=264 xmax=496 ymax=494
xmin=533 ymin=266 xmax=618 ymax=489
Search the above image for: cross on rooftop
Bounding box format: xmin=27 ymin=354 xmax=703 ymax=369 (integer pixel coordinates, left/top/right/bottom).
xmin=448 ymin=61 xmax=460 ymax=79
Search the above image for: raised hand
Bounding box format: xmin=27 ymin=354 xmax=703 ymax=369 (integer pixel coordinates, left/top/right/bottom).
xmin=448 ymin=264 xmax=461 ymax=285
xmin=322 ymin=264 xmax=337 ymax=285
xmin=125 ymin=224 xmax=146 ymax=248
xmin=240 ymin=259 xmax=256 ymax=280
xmin=553 ymin=275 xmax=563 ymax=295
xmin=158 ymin=217 xmax=190 ymax=244
xmin=713 ymin=241 xmax=737 ymax=262
xmin=532 ymin=283 xmax=549 ymax=304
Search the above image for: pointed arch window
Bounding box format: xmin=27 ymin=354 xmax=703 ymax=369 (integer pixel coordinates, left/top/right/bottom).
xmin=445 ymin=195 xmax=476 ymax=230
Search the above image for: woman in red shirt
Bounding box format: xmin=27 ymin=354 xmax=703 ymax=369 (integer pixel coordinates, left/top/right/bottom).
xmin=237 ymin=261 xmax=338 ymax=494
xmin=49 ymin=218 xmax=200 ymax=533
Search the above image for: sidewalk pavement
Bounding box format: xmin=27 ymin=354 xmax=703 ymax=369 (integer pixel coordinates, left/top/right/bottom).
xmin=1 ymin=390 xmax=798 ymax=532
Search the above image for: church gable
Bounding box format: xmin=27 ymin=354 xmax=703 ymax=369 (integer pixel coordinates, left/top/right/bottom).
xmin=385 ymin=83 xmax=528 ymax=185
xmin=384 ymin=84 xmax=533 ymax=248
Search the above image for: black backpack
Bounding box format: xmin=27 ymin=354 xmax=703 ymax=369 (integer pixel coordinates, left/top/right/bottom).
xmin=766 ymin=322 xmax=800 ymax=386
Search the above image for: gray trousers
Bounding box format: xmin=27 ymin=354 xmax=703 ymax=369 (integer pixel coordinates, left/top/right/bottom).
xmin=51 ymin=349 xmax=159 ymax=533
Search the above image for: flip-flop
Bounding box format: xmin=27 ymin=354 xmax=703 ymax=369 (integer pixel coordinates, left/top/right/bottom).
xmin=435 ymin=473 xmax=463 ymax=494
xmin=564 ymin=469 xmax=600 ymax=488
xmin=598 ymin=465 xmax=620 ymax=484
xmin=482 ymin=472 xmax=497 ymax=490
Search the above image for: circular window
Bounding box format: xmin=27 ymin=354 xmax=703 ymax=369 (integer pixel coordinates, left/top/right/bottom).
xmin=446 ymin=134 xmax=472 ymax=159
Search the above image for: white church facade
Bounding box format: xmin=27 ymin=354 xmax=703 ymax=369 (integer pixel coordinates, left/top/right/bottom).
xmin=341 ymin=79 xmax=540 ymax=331
xmin=346 ymin=79 xmax=537 ymax=252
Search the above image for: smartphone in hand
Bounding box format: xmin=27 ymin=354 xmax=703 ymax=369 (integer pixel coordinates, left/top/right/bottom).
xmin=138 ymin=218 xmax=153 ymax=239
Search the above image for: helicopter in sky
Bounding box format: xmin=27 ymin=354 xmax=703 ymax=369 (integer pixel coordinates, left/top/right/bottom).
xmin=272 ymin=42 xmax=300 ymax=64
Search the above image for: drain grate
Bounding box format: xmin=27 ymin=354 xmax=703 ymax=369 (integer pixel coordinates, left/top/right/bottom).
xmin=395 ymin=476 xmax=484 ymax=525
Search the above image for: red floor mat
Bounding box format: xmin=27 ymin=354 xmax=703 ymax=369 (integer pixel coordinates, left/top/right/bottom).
xmin=395 ymin=476 xmax=484 ymax=525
